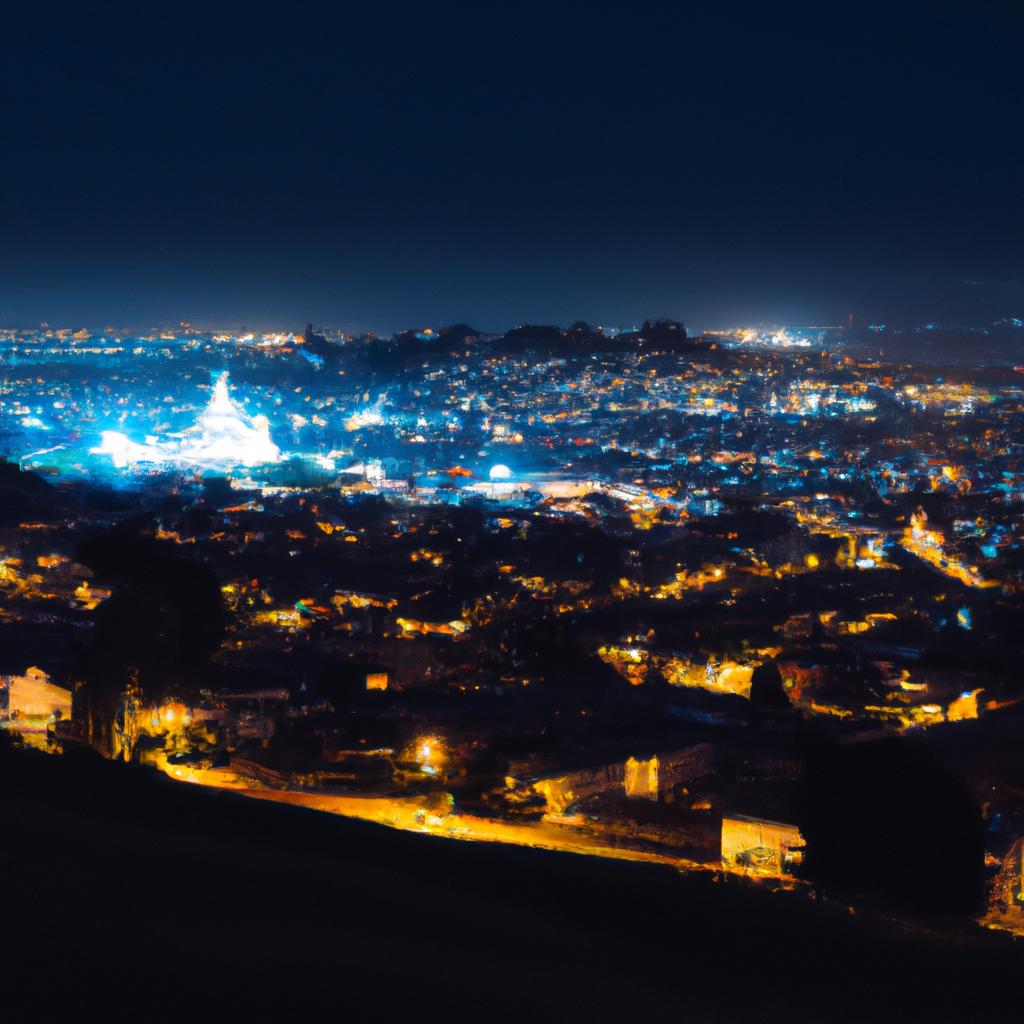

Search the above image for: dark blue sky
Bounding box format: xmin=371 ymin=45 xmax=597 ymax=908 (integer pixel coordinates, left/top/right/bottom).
xmin=2 ymin=1 xmax=1023 ymax=332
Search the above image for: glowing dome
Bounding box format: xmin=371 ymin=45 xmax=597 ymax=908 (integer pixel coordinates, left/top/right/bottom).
xmin=489 ymin=463 xmax=513 ymax=481
xmin=91 ymin=373 xmax=280 ymax=470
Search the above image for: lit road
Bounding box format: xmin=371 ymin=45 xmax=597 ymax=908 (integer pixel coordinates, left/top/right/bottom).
xmin=160 ymin=760 xmax=710 ymax=872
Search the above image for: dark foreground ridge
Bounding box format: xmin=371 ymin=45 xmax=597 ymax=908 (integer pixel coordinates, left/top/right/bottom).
xmin=2 ymin=739 xmax=1020 ymax=1022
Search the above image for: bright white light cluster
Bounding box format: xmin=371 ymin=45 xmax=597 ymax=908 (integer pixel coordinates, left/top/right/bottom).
xmin=91 ymin=374 xmax=280 ymax=470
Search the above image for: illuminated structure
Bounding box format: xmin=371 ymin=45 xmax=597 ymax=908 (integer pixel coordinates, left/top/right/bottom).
xmin=91 ymin=373 xmax=280 ymax=470
xmin=901 ymin=510 xmax=996 ymax=589
xmin=984 ymin=838 xmax=1024 ymax=936
xmin=721 ymin=815 xmax=805 ymax=877
xmin=623 ymin=755 xmax=659 ymax=799
xmin=365 ymin=672 xmax=389 ymax=692
xmin=1 ymin=666 xmax=72 ymax=723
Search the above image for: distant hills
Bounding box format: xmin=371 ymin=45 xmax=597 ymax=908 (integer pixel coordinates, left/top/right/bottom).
xmin=302 ymin=317 xmax=709 ymax=370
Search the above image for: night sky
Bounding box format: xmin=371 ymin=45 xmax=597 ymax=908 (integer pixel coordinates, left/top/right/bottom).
xmin=3 ymin=1 xmax=1023 ymax=332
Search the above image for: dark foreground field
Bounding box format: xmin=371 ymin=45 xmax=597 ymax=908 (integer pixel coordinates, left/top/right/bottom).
xmin=2 ymin=739 xmax=1020 ymax=1022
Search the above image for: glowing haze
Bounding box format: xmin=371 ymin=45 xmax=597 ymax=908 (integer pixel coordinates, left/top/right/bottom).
xmin=91 ymin=374 xmax=280 ymax=470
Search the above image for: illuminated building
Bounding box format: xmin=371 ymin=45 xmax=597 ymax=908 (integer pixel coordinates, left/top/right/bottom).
xmin=721 ymin=815 xmax=805 ymax=877
xmin=90 ymin=373 xmax=280 ymax=470
xmin=1 ymin=666 xmax=72 ymax=723
xmin=365 ymin=672 xmax=389 ymax=691
xmin=623 ymin=755 xmax=659 ymax=799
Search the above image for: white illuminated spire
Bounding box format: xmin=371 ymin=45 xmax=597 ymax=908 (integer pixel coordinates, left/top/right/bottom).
xmin=91 ymin=373 xmax=280 ymax=470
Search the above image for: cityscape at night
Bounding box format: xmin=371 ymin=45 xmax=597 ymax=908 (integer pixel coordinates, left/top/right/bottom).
xmin=4 ymin=2 xmax=1024 ymax=1020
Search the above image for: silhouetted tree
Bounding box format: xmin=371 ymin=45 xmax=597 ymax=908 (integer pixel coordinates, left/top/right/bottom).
xmin=75 ymin=531 xmax=226 ymax=756
xmin=797 ymin=736 xmax=984 ymax=915
xmin=749 ymin=662 xmax=790 ymax=710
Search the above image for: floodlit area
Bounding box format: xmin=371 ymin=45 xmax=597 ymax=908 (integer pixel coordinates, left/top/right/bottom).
xmin=90 ymin=373 xmax=280 ymax=470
